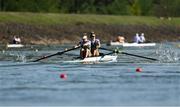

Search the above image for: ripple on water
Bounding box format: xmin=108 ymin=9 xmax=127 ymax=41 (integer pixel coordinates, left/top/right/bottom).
xmin=0 ymin=43 xmax=180 ymax=106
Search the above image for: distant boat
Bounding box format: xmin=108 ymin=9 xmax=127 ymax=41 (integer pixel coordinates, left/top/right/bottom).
xmin=6 ymin=44 xmax=24 ymax=48
xmin=107 ymin=42 xmax=156 ymax=47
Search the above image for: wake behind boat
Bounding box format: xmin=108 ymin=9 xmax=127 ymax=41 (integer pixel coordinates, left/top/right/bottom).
xmin=63 ymin=55 xmax=118 ymax=63
xmin=107 ymin=42 xmax=156 ymax=47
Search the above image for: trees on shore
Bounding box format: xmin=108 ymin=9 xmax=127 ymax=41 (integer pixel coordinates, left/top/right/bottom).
xmin=0 ymin=0 xmax=179 ymax=17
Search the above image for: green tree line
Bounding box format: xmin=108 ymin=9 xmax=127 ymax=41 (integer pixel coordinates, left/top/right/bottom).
xmin=0 ymin=0 xmax=179 ymax=17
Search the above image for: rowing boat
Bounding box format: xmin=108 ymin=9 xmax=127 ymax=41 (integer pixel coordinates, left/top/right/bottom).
xmin=6 ymin=44 xmax=24 ymax=48
xmin=63 ymin=55 xmax=117 ymax=63
xmin=107 ymin=42 xmax=156 ymax=47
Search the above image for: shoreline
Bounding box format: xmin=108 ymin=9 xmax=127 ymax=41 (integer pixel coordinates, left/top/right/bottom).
xmin=0 ymin=13 xmax=179 ymax=45
xmin=0 ymin=23 xmax=179 ymax=45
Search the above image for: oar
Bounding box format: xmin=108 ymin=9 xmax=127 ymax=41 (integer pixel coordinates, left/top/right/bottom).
xmin=99 ymin=50 xmax=119 ymax=58
xmin=100 ymin=47 xmax=158 ymax=61
xmin=33 ymin=46 xmax=80 ymax=62
xmin=121 ymin=52 xmax=158 ymax=61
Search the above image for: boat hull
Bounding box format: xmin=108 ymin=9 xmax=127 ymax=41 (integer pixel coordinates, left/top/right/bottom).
xmin=7 ymin=44 xmax=24 ymax=48
xmin=63 ymin=55 xmax=117 ymax=63
xmin=107 ymin=42 xmax=156 ymax=47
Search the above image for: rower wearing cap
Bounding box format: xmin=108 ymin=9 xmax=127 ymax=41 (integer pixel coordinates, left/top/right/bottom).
xmin=75 ymin=33 xmax=91 ymax=59
xmin=90 ymin=32 xmax=101 ymax=57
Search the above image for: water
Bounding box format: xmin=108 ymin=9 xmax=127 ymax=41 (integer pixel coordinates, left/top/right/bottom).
xmin=0 ymin=43 xmax=180 ymax=106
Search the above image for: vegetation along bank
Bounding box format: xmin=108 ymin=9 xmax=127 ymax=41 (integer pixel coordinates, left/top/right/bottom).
xmin=0 ymin=12 xmax=179 ymax=45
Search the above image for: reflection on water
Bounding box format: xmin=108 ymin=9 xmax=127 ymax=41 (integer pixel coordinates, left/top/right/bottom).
xmin=0 ymin=42 xmax=180 ymax=106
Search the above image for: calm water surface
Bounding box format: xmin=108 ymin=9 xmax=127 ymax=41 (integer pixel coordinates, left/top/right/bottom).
xmin=0 ymin=42 xmax=180 ymax=106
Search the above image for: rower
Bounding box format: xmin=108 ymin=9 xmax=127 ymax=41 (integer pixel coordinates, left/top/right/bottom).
xmin=13 ymin=35 xmax=21 ymax=44
xmin=139 ymin=33 xmax=146 ymax=43
xmin=90 ymin=32 xmax=101 ymax=57
xmin=133 ymin=33 xmax=141 ymax=43
xmin=116 ymin=34 xmax=125 ymax=43
xmin=75 ymin=33 xmax=91 ymax=59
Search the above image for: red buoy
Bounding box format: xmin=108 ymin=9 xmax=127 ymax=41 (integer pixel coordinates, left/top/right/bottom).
xmin=136 ymin=67 xmax=142 ymax=72
xmin=60 ymin=73 xmax=67 ymax=80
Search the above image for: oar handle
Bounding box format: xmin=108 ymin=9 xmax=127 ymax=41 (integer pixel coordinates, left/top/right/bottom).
xmin=100 ymin=47 xmax=121 ymax=53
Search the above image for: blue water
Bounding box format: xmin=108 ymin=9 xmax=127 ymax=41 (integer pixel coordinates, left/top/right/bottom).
xmin=0 ymin=43 xmax=180 ymax=106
